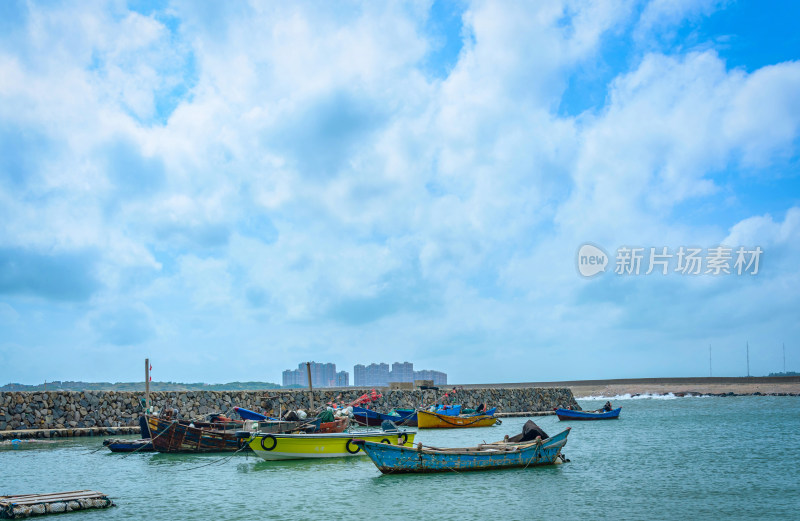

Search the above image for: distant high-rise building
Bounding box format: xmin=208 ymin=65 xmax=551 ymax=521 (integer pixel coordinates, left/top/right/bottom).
xmin=282 ymin=361 xmax=342 ymax=388
xmin=282 ymin=369 xmax=303 ymax=386
xmin=353 ymin=363 xmax=390 ymax=386
xmin=353 ymin=362 xmax=447 ymax=387
xmin=413 ymin=369 xmax=447 ymax=386
xmin=390 ymin=361 xmax=414 ymax=382
xmin=335 ymin=371 xmax=349 ymax=387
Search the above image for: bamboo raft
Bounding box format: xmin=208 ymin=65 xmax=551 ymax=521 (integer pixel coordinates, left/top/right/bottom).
xmin=0 ymin=490 xmax=114 ymax=519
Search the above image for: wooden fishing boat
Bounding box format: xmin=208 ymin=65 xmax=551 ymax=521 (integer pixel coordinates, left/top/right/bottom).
xmin=355 ymin=428 xmax=570 ymax=474
xmin=555 ymin=407 xmax=621 ymax=420
xmin=146 ymin=415 xmax=254 ymax=452
xmin=145 ymin=415 xmax=317 ymax=453
xmin=417 ymin=410 xmax=499 ymax=429
xmin=247 ymin=429 xmax=416 ymax=461
xmin=352 ymin=407 xmax=417 ymax=427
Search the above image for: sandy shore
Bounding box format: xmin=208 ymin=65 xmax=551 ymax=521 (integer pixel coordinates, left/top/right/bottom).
xmin=570 ymin=382 xmax=800 ymax=398
xmin=459 ymin=377 xmax=800 ymax=398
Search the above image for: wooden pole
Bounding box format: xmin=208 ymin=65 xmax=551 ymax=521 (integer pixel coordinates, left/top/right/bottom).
xmin=145 ymin=358 xmax=150 ymax=411
xmin=306 ymin=362 xmax=314 ymax=411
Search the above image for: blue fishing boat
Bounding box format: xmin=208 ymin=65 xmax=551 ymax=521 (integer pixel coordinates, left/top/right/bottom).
xmin=556 ymin=407 xmax=621 ymax=420
xmin=355 ymin=428 xmax=570 ymax=474
xmin=233 ymin=407 xmax=279 ymax=421
xmin=352 ymin=406 xmax=418 ymax=427
xmin=465 ymin=407 xmax=497 ymax=417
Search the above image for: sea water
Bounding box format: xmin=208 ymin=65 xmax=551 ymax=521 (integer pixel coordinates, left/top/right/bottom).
xmin=2 ymin=396 xmax=799 ymax=520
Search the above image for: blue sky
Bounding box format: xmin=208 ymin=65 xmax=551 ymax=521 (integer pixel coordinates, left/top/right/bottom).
xmin=1 ymin=0 xmax=799 ymax=385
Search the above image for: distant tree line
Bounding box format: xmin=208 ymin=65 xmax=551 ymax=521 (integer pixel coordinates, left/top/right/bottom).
xmin=768 ymin=371 xmax=799 ymax=377
xmin=0 ymin=381 xmax=284 ymax=392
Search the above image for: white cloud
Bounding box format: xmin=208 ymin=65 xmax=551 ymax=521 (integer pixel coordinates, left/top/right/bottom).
xmin=1 ymin=1 xmax=799 ymax=383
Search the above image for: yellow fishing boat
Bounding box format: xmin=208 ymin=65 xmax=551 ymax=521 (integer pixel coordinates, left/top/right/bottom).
xmin=247 ymin=429 xmax=416 ymax=461
xmin=417 ymin=410 xmax=499 ymax=429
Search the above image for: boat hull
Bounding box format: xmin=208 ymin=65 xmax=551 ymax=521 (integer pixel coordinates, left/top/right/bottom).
xmin=103 ymin=439 xmax=154 ymax=452
xmin=146 ymin=415 xmax=248 ymax=452
xmin=556 ymin=407 xmax=621 ymax=420
xmin=352 ymin=407 xmax=418 ymax=427
xmin=358 ymin=428 xmax=570 ymax=474
xmin=248 ymin=430 xmax=416 ymax=461
xmin=417 ymin=410 xmax=498 ymax=429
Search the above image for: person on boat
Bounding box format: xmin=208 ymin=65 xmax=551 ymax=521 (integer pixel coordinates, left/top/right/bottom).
xmin=603 ymin=401 xmax=613 ymax=412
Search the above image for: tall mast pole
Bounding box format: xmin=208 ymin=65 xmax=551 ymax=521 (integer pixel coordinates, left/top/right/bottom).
xmin=784 ymin=343 xmax=786 ymax=374
xmin=145 ymin=358 xmax=150 ymax=411
xmin=709 ymin=344 xmax=712 ymax=377
xmin=306 ymin=362 xmax=314 ymax=412
xmin=746 ymin=342 xmax=750 ymax=377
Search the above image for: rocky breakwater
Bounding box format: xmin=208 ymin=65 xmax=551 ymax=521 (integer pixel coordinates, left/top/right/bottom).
xmin=1 ymin=391 xmax=144 ymax=432
xmin=0 ymin=387 xmax=579 ymax=438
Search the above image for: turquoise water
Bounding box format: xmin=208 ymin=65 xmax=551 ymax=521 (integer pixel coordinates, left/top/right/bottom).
xmin=2 ymin=396 xmax=799 ymax=520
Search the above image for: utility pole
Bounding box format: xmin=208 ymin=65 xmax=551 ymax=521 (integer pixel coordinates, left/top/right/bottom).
xmin=784 ymin=343 xmax=787 ymax=374
xmin=709 ymin=344 xmax=712 ymax=377
xmin=746 ymin=341 xmax=750 ymax=377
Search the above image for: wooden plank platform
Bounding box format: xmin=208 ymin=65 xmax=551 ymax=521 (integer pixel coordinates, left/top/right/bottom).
xmin=0 ymin=490 xmax=114 ymax=519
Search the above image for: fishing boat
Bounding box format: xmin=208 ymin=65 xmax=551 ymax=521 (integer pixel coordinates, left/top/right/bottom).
xmin=465 ymin=407 xmax=496 ymax=416
xmin=355 ymin=428 xmax=570 ymax=474
xmin=417 ymin=409 xmax=499 ymax=429
xmin=233 ymin=406 xmax=277 ymax=421
xmin=352 ymin=406 xmax=417 ymax=427
xmin=246 ymin=429 xmax=416 ymax=461
xmin=555 ymin=407 xmax=621 ymax=420
xmin=103 ymin=438 xmax=154 ymax=452
xmin=145 ymin=414 xmax=319 ymax=453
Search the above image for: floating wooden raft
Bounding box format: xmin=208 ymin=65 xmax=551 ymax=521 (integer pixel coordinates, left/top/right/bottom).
xmin=0 ymin=490 xmax=114 ymax=519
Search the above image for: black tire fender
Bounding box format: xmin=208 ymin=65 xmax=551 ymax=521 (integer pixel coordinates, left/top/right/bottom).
xmin=381 ymin=438 xmax=391 ymax=444
xmin=346 ymin=438 xmax=361 ymax=454
xmin=397 ymin=433 xmax=408 ymax=445
xmin=260 ymin=434 xmax=277 ymax=451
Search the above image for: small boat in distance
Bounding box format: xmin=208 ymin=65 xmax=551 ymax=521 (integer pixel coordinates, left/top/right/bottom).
xmin=417 ymin=409 xmax=499 ymax=428
xmin=355 ymin=427 xmax=570 ymax=474
xmin=555 ymin=407 xmax=621 ymax=421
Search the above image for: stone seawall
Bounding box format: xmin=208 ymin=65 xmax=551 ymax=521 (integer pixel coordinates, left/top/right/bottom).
xmin=0 ymin=387 xmax=578 ymax=439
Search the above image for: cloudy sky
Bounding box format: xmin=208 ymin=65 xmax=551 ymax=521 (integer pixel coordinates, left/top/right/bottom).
xmin=1 ymin=0 xmax=798 ymax=386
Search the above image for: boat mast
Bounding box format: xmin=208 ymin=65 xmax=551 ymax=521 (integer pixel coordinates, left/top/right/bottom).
xmin=784 ymin=343 xmax=786 ymax=374
xmin=145 ymin=357 xmax=150 ymax=411
xmin=306 ymin=362 xmax=314 ymax=412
